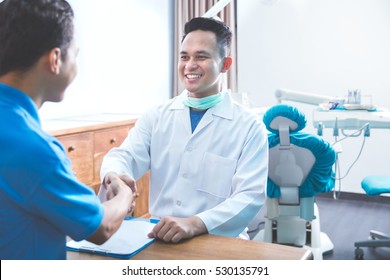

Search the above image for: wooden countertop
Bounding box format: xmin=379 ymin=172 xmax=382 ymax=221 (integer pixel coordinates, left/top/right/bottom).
xmin=41 ymin=113 xmax=139 ymax=135
xmin=68 ymin=234 xmax=313 ymax=260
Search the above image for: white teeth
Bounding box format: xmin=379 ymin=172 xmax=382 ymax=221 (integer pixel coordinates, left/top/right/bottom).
xmin=186 ymin=74 xmax=201 ymax=79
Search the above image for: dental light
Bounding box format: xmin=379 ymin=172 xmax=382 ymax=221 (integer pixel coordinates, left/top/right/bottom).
xmin=275 ymin=88 xmax=334 ymax=106
xmin=203 ymin=0 xmax=232 ymax=17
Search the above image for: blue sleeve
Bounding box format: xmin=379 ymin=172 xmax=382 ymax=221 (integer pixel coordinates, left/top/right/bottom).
xmin=30 ymin=159 xmax=104 ymax=241
xmin=17 ymin=134 xmax=105 ymax=242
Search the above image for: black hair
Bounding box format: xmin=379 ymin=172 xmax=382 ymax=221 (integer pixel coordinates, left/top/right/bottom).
xmin=0 ymin=0 xmax=74 ymax=76
xmin=182 ymin=17 xmax=232 ymax=58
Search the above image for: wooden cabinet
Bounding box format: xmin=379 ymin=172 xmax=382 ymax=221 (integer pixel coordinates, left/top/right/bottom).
xmin=93 ymin=126 xmax=130 ymax=188
xmin=46 ymin=115 xmax=149 ymax=218
xmin=133 ymin=172 xmax=150 ymax=218
xmin=59 ymin=132 xmax=94 ymax=185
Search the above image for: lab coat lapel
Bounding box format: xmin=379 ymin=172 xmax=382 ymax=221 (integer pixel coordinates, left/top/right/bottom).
xmin=192 ymin=93 xmax=233 ymax=136
xmin=180 ymin=107 xmax=192 ymax=135
xmin=192 ymin=110 xmax=213 ymax=136
xmin=169 ymin=91 xmax=192 ymax=135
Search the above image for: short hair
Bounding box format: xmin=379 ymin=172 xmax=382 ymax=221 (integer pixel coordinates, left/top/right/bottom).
xmin=0 ymin=0 xmax=74 ymax=76
xmin=182 ymin=17 xmax=232 ymax=58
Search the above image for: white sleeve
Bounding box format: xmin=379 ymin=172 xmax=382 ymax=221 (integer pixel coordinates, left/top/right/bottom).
xmin=99 ymin=110 xmax=154 ymax=191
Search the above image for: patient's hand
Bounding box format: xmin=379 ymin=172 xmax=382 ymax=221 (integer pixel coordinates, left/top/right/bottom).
xmin=148 ymin=216 xmax=207 ymax=243
xmin=102 ymin=172 xmax=137 ymax=214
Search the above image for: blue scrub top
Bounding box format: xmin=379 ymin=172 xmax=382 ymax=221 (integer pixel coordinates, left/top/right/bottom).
xmin=0 ymin=83 xmax=104 ymax=259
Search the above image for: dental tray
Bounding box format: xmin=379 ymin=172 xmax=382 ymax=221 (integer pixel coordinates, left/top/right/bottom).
xmin=343 ymin=104 xmax=377 ymax=111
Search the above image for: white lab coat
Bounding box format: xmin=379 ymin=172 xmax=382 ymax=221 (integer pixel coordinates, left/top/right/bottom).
xmin=100 ymin=91 xmax=268 ymax=238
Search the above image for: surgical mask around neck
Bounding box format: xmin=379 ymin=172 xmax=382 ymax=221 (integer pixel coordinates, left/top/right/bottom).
xmin=183 ymin=93 xmax=224 ymax=110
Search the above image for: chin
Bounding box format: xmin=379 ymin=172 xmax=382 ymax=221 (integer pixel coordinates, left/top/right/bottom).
xmin=49 ymin=93 xmax=65 ymax=103
xmin=185 ymin=85 xmax=200 ymax=94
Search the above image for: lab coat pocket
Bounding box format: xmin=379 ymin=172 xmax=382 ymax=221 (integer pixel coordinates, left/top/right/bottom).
xmin=198 ymin=152 xmax=236 ymax=199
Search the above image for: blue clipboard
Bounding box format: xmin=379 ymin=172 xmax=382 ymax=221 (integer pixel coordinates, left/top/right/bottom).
xmin=66 ymin=217 xmax=158 ymax=259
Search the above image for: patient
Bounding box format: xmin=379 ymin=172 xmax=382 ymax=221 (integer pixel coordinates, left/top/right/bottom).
xmin=99 ymin=17 xmax=269 ymax=243
xmin=0 ymin=0 xmax=135 ymax=260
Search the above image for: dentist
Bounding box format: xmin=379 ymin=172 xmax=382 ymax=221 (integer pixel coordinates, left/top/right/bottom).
xmin=100 ymin=17 xmax=268 ymax=243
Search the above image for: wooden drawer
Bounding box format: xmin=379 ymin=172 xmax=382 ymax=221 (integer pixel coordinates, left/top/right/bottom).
xmin=58 ymin=132 xmax=94 ymax=186
xmin=50 ymin=116 xmax=148 ymax=217
xmin=93 ymin=126 xmax=131 ymax=185
xmin=134 ymin=172 xmax=150 ymax=218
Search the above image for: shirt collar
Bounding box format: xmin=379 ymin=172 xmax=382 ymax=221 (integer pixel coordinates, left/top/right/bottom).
xmin=0 ymin=83 xmax=40 ymax=124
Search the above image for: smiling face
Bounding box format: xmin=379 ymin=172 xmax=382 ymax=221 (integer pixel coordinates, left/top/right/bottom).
xmin=178 ymin=30 xmax=230 ymax=98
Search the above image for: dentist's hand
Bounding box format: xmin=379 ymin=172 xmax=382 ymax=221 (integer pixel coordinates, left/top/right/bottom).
xmin=148 ymin=216 xmax=207 ymax=243
xmin=102 ymin=172 xmax=137 ymax=214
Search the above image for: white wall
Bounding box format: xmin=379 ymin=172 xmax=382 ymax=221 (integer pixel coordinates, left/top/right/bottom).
xmin=37 ymin=0 xmax=390 ymax=193
xmin=40 ymin=0 xmax=173 ymax=119
xmin=237 ymin=0 xmax=390 ymax=194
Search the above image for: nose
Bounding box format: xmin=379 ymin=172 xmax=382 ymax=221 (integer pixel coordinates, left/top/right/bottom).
xmin=184 ymin=58 xmax=198 ymax=70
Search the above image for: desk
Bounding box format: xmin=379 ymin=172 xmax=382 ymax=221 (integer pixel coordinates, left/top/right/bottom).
xmin=67 ymin=234 xmax=313 ymax=260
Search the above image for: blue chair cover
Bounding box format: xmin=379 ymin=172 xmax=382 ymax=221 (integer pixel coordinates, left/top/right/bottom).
xmin=263 ymin=104 xmax=306 ymax=134
xmin=361 ymin=176 xmax=390 ymax=196
xmin=263 ymin=104 xmax=336 ymax=198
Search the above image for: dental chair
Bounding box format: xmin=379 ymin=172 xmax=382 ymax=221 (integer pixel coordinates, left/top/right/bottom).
xmin=253 ymin=104 xmax=336 ymax=260
xmin=354 ymin=176 xmax=390 ymax=259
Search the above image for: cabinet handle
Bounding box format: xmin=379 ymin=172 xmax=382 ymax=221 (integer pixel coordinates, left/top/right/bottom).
xmin=68 ymin=145 xmax=76 ymax=152
xmin=110 ymin=138 xmax=116 ymax=144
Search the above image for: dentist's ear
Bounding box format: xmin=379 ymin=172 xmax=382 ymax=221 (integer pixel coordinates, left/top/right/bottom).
xmin=221 ymin=56 xmax=232 ymax=73
xmin=49 ymin=48 xmax=62 ymax=74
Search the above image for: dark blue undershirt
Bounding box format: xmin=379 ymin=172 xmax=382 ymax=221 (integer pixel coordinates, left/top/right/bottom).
xmin=189 ymin=109 xmax=207 ymax=133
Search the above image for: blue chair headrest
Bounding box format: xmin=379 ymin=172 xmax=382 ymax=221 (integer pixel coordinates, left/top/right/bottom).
xmin=263 ymin=104 xmax=306 ymax=134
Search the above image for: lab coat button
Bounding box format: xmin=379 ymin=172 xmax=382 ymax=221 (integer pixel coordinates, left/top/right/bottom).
xmin=176 ymin=200 xmax=182 ymax=206
xmin=187 ymin=146 xmax=193 ymax=152
xmin=182 ymin=173 xmax=188 ymax=178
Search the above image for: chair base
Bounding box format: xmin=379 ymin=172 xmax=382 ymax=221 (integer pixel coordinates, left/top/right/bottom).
xmin=308 ymin=232 xmax=334 ymax=260
xmin=253 ymin=201 xmax=334 ymax=260
xmin=254 ymin=229 xmax=333 ymax=260
xmin=354 ymin=230 xmax=390 ymax=260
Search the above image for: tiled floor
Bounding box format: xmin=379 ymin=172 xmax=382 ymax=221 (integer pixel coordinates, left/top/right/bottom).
xmin=317 ymin=192 xmax=390 ymax=260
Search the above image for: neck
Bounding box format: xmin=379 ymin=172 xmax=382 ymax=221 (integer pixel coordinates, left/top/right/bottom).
xmin=190 ymin=107 xmax=206 ymax=112
xmin=0 ymin=72 xmax=43 ymax=108
xmin=187 ymin=82 xmax=223 ymax=98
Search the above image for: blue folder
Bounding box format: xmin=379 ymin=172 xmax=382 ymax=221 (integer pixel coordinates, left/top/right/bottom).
xmin=66 ymin=217 xmax=157 ymax=259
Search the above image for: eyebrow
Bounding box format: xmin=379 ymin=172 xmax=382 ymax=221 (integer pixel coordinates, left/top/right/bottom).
xmin=180 ymin=50 xmax=212 ymax=56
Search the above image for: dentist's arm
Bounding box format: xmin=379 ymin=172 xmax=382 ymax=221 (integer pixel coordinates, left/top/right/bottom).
xmin=148 ymin=216 xmax=208 ymax=243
